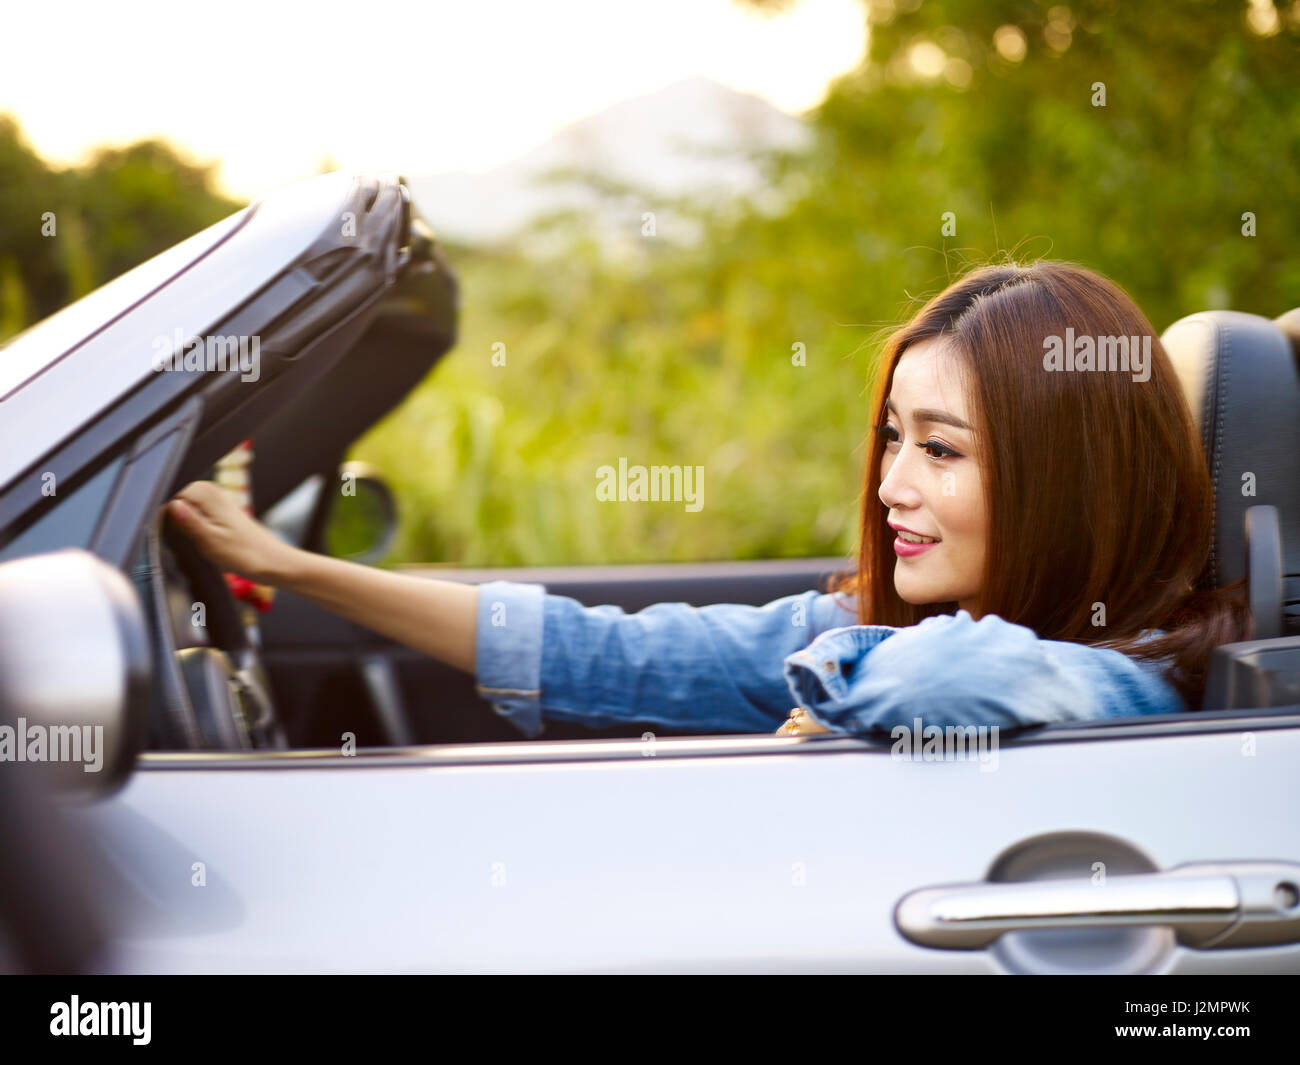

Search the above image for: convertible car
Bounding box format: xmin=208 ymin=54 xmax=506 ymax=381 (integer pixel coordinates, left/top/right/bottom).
xmin=1 ymin=173 xmax=1298 ymax=974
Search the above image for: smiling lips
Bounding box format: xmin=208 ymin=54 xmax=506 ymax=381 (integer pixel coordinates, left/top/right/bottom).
xmin=889 ymin=522 xmax=940 ymax=558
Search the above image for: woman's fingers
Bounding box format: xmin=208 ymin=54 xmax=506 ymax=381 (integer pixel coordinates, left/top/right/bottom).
xmin=166 ymin=497 xmax=193 ymax=523
xmin=175 ymin=480 xmax=226 ymax=516
xmin=167 ymin=483 xmax=236 ymax=559
xmin=164 ymin=480 xmax=289 ymax=584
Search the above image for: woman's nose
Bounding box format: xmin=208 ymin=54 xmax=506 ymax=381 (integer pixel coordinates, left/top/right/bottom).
xmin=878 ymin=452 xmax=923 ymax=511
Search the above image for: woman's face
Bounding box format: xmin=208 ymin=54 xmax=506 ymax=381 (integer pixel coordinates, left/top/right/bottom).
xmin=876 ymin=338 xmax=987 ymax=614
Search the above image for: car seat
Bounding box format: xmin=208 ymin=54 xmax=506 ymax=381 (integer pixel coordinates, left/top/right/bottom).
xmin=1162 ymin=309 xmax=1300 ymax=708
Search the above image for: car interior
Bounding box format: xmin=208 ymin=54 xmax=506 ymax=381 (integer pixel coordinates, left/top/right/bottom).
xmin=132 ymin=303 xmax=1300 ymax=753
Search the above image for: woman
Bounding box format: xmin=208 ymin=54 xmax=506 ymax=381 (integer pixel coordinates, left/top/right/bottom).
xmin=167 ymin=261 xmax=1251 ymax=739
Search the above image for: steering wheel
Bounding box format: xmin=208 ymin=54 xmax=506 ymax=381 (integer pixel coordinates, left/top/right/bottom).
xmin=157 ymin=510 xmax=287 ymax=750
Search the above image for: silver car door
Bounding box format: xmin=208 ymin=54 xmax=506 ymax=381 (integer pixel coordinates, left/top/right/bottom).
xmin=80 ymin=709 xmax=1300 ymax=973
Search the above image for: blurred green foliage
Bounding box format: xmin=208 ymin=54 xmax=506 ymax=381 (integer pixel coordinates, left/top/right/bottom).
xmin=358 ymin=0 xmax=1299 ymax=566
xmin=0 ymin=116 xmax=237 ymax=333
xmin=3 ymin=0 xmax=1296 ymax=568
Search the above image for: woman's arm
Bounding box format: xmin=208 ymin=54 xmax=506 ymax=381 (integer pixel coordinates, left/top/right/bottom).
xmin=784 ymin=610 xmax=1186 ymax=735
xmin=167 ymin=479 xmax=861 ymax=738
xmin=167 ymin=481 xmax=478 ymax=672
xmin=477 ymin=582 xmax=857 ymax=737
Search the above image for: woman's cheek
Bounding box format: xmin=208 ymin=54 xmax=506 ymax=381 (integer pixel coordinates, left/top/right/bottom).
xmin=938 ymin=469 xmax=979 ymax=531
xmin=943 ymin=471 xmax=987 ymax=584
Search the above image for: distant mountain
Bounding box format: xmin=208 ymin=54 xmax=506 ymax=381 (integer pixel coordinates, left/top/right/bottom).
xmin=406 ymin=76 xmax=811 ymax=247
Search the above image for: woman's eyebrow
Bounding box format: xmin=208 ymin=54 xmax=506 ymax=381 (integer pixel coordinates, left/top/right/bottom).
xmin=884 ymin=397 xmax=973 ymax=431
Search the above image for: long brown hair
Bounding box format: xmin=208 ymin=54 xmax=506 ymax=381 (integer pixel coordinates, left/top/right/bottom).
xmin=828 ymin=261 xmax=1251 ymax=708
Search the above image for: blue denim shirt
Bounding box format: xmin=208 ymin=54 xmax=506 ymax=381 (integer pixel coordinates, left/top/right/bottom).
xmin=472 ymin=580 xmax=1185 ymax=738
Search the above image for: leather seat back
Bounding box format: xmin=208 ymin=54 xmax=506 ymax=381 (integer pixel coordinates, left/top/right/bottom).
xmin=1162 ymin=310 xmax=1300 ymax=633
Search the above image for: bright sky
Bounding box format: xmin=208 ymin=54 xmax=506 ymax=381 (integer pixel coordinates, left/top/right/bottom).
xmin=1 ymin=0 xmax=866 ymax=201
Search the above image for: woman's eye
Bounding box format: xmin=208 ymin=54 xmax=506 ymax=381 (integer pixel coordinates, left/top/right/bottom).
xmin=875 ymin=423 xmax=901 ymax=445
xmin=918 ymin=439 xmax=960 ymax=459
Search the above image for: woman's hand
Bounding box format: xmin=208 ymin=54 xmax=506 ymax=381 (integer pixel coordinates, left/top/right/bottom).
xmin=775 ymin=707 xmax=830 ymax=736
xmin=166 ymin=480 xmax=297 ymax=585
xmin=167 ymin=480 xmax=480 ymax=674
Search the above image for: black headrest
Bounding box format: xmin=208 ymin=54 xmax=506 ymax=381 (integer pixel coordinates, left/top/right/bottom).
xmin=1161 ymin=311 xmax=1300 ymax=606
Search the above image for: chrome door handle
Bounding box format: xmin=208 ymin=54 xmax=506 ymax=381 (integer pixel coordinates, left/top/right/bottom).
xmin=896 ymin=862 xmax=1300 ymax=950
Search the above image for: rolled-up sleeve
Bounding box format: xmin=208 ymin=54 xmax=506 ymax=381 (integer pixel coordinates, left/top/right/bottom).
xmin=783 ymin=610 xmax=1185 ymax=736
xmin=473 ymin=579 xmax=857 ymax=738
xmin=474 ymin=580 xmax=548 ymax=734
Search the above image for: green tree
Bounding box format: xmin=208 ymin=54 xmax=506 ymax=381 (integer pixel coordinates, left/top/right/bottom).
xmin=0 ymin=116 xmax=67 ymax=331
xmin=0 ymin=119 xmax=238 ymax=341
xmin=359 ymin=0 xmax=1300 ymax=565
xmin=67 ymin=139 xmax=237 ymax=287
xmin=0 ymin=257 xmax=29 ymax=339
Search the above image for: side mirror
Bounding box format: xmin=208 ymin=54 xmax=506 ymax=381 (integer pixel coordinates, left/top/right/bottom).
xmin=264 ymin=462 xmax=399 ymax=565
xmin=325 ymin=462 xmax=399 ymax=564
xmin=0 ymin=549 xmax=151 ymax=798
